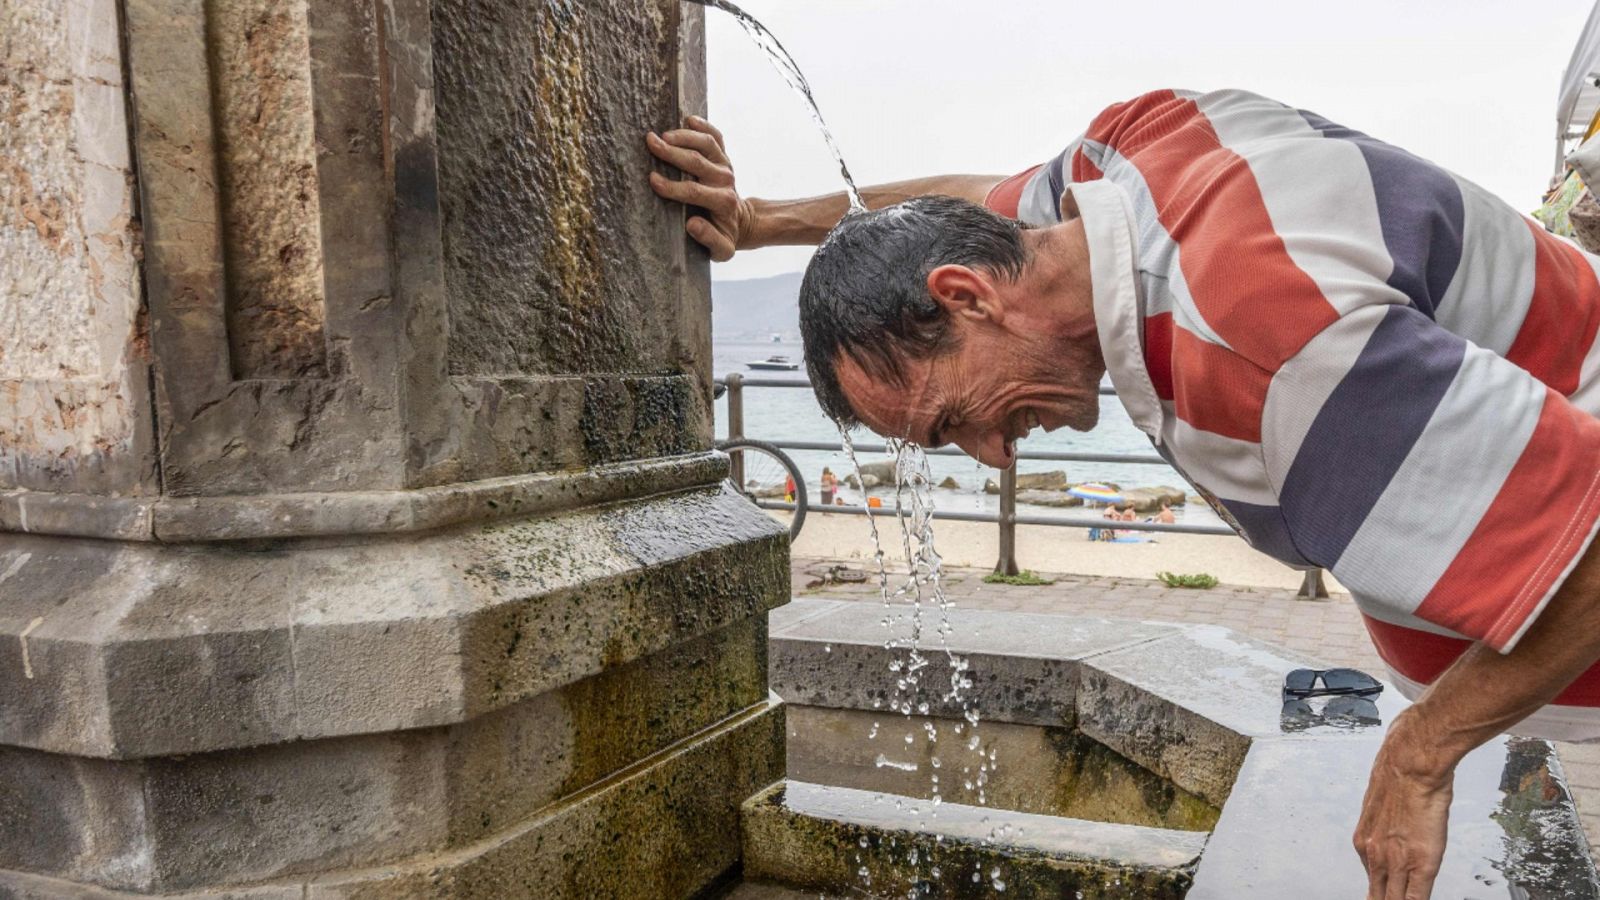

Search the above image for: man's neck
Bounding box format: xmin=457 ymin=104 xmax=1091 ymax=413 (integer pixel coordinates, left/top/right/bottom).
xmin=1020 ymin=219 xmax=1097 ymax=338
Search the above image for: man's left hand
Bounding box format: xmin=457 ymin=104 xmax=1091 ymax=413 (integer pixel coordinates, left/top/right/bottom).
xmin=1353 ymin=707 xmax=1455 ymax=900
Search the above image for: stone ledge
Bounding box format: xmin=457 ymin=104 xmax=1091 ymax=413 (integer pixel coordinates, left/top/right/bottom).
xmin=768 ymin=600 xmax=1392 ymax=809
xmin=0 ymin=451 xmax=725 ymax=542
xmin=1188 ymin=735 xmax=1600 ymax=899
xmin=741 ymin=780 xmax=1204 ymax=899
xmin=768 ymin=598 xmax=1178 ymax=727
xmin=0 ymin=484 xmax=786 ymax=758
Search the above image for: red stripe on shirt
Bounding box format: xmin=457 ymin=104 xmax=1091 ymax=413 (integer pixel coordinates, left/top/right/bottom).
xmin=1101 ymin=94 xmax=1340 ymax=370
xmin=1164 ymin=323 xmax=1273 ymax=438
xmin=1413 ymin=389 xmax=1600 ymax=650
xmin=1072 ymin=147 xmax=1104 ymax=183
xmin=1084 ymin=89 xmax=1189 ymax=159
xmin=1364 ymin=615 xmax=1600 ymax=706
xmin=1504 ymin=221 xmax=1600 ymax=396
xmin=1143 ymin=312 xmax=1175 ymax=401
xmin=1170 ymin=324 xmax=1273 ymax=442
xmin=983 ymin=165 xmax=1041 ymax=219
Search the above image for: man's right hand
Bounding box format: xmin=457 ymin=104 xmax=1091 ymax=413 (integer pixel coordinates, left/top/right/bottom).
xmin=647 ymin=117 xmax=753 ymax=261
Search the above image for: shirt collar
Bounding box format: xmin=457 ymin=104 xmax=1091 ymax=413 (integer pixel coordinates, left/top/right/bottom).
xmin=1065 ymin=179 xmax=1165 ymax=442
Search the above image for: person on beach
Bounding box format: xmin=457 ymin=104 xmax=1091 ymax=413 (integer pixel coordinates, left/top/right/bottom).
xmin=1093 ymin=504 xmax=1117 ymax=541
xmin=1156 ymin=504 xmax=1176 ymax=525
xmin=648 ymin=89 xmax=1600 ymax=899
xmin=820 ymin=467 xmax=838 ymax=505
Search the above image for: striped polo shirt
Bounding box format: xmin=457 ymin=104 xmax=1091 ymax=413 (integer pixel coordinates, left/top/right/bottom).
xmin=987 ymin=88 xmax=1600 ymax=740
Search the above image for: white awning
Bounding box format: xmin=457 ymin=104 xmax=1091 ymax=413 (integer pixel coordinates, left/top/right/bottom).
xmin=1557 ymin=0 xmax=1600 ymax=174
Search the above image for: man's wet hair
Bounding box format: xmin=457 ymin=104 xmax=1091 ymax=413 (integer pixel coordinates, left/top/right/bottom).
xmin=798 ymin=195 xmax=1028 ymax=428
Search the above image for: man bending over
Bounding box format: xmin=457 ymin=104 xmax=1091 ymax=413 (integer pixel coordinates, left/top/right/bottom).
xmin=648 ymin=89 xmax=1600 ymax=900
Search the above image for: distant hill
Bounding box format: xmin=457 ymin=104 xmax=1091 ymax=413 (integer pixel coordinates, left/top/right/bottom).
xmin=712 ymin=271 xmax=802 ymax=341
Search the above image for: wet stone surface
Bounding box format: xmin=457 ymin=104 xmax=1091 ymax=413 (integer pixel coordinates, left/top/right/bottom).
xmin=758 ymin=600 xmax=1600 ymax=898
xmin=1189 ymin=733 xmax=1600 ymax=900
xmin=770 ymin=598 xmax=1177 ymax=728
xmin=432 ymin=0 xmax=685 ymax=377
xmin=785 ymin=706 xmax=1219 ymax=831
xmin=742 ymin=781 xmax=1204 ymax=900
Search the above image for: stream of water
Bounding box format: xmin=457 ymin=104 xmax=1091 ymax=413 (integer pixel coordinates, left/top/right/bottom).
xmin=691 ymin=1 xmax=1005 ymax=893
xmin=689 ymin=0 xmax=866 ymax=212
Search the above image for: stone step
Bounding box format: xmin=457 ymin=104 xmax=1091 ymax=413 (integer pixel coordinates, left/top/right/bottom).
xmin=740 ymin=780 xmax=1204 ymax=900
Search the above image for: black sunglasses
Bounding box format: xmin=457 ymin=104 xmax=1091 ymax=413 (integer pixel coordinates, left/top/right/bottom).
xmin=1282 ymin=667 xmax=1383 ymax=701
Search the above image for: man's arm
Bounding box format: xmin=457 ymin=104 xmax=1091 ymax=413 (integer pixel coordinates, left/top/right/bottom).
xmin=646 ymin=117 xmax=1004 ymax=260
xmin=1355 ymin=537 xmax=1600 ymax=900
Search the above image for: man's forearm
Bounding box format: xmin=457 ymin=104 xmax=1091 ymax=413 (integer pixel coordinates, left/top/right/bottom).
xmin=743 ymin=175 xmax=1006 ymax=249
xmin=1398 ymin=538 xmax=1600 ymax=773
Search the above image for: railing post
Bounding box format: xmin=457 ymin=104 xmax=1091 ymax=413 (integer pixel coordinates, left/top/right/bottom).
xmin=994 ymin=463 xmax=1020 ymax=576
xmin=1297 ymin=567 xmax=1329 ymax=600
xmin=725 ymin=373 xmax=745 ymax=488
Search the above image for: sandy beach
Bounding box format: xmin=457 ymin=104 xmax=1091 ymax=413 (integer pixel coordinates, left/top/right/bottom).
xmin=787 ymin=509 xmax=1347 ymax=593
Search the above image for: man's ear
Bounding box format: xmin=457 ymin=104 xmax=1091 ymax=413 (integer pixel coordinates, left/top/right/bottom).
xmin=927 ymin=264 xmax=1003 ymax=325
xmin=1059 ymin=190 xmax=1081 ymax=220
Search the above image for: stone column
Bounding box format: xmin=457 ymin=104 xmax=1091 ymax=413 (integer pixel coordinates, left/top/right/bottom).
xmin=0 ymin=1 xmax=787 ymax=896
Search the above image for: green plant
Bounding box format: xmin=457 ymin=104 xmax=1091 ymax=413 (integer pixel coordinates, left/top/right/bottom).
xmin=983 ymin=570 xmax=1056 ymax=586
xmin=1157 ymin=571 xmax=1218 ymax=589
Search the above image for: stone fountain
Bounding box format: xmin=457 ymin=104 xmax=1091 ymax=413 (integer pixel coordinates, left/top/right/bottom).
xmin=6 ymin=2 xmax=1600 ymax=898
xmin=1 ymin=1 xmax=784 ymax=896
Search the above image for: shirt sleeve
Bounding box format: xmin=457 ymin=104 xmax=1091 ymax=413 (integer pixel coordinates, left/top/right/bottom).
xmin=1262 ymin=301 xmax=1600 ymax=652
xmin=983 ymin=136 xmax=1083 ymax=227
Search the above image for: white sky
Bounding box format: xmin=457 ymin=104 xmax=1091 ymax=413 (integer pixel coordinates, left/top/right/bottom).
xmin=705 ymin=0 xmax=1594 ymax=280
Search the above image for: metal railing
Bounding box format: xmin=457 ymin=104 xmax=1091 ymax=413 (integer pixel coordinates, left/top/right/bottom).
xmin=718 ymin=372 xmax=1329 ymax=600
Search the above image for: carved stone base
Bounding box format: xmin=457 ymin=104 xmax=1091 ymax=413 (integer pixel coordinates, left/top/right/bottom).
xmin=0 ymin=480 xmax=786 ymax=897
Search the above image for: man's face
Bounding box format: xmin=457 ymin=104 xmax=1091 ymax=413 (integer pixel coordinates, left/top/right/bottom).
xmin=834 ymin=309 xmax=1104 ymax=468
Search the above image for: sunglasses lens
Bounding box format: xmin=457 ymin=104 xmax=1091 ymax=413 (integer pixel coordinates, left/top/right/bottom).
xmin=1321 ymin=668 xmax=1382 ymax=694
xmin=1323 ymin=695 xmax=1382 ymax=724
xmin=1284 ymin=668 xmax=1318 ymax=694
xmin=1281 ymin=698 xmax=1315 ymax=716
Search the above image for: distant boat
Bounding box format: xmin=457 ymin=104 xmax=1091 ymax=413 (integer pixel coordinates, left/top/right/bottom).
xmin=769 ymin=332 xmax=783 ymax=343
xmin=746 ymin=355 xmax=800 ymax=371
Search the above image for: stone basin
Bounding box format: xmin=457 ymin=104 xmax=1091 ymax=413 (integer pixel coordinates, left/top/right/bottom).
xmin=729 ymin=598 xmax=1600 ymax=899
